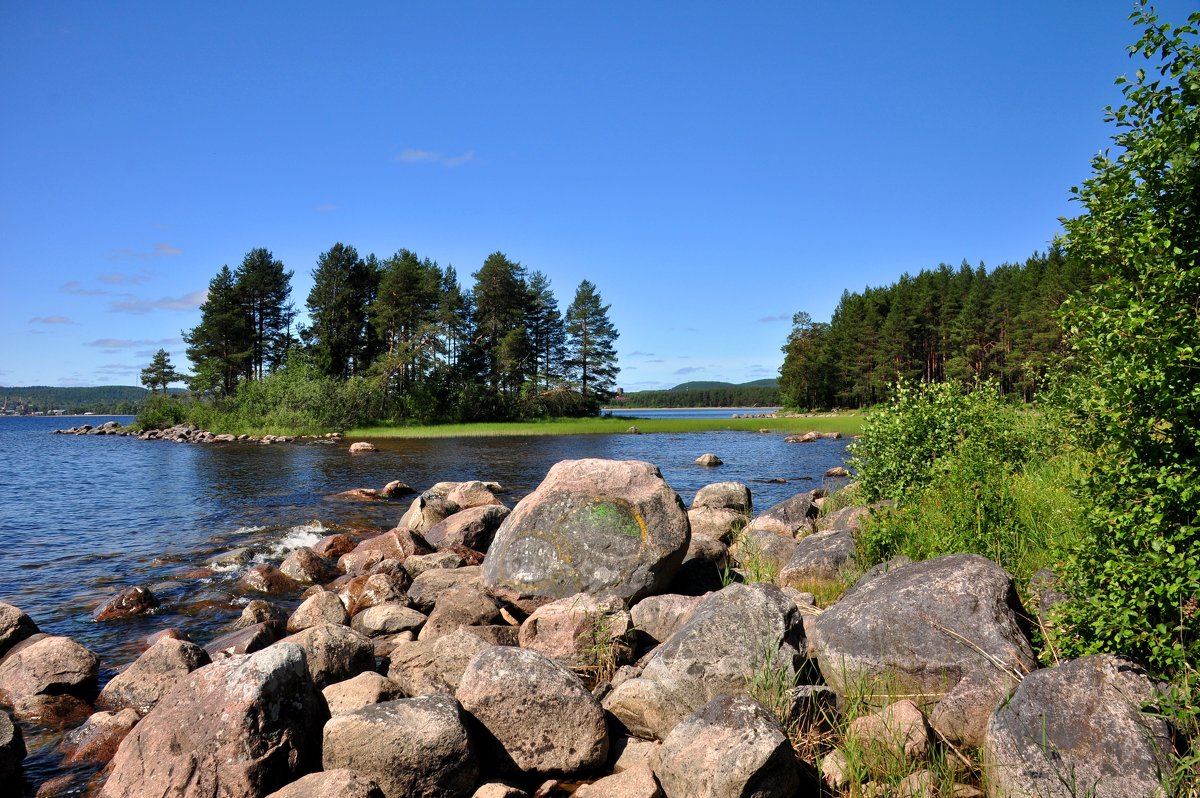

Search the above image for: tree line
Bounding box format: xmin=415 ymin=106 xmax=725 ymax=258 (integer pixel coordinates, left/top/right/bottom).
xmin=613 ymin=386 xmax=781 ymax=409
xmin=174 ymin=245 xmax=619 ymax=424
xmin=778 ymin=247 xmax=1096 ymax=409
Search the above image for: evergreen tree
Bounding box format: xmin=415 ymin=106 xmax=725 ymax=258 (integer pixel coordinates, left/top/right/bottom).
xmin=139 ymin=349 xmax=182 ymax=393
xmin=371 ymin=249 xmax=442 ymax=397
xmin=183 ymin=265 xmax=250 ymax=398
xmin=563 ymin=279 xmax=619 ymax=401
xmin=303 ymin=243 xmax=377 ymax=379
xmin=526 ymin=270 xmax=566 ymax=389
xmin=470 ymin=252 xmax=530 ymax=398
xmin=234 ymin=248 xmax=294 ymax=380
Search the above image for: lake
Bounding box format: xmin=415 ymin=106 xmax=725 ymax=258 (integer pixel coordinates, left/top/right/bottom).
xmin=0 ymin=413 xmax=849 ymax=791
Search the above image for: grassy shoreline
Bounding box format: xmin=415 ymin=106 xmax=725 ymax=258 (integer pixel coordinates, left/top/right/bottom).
xmin=346 ymin=413 xmax=863 ymax=439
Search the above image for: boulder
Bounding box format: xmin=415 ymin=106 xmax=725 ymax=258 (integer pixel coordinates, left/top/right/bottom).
xmin=280 ymin=547 xmax=342 ymax=585
xmin=518 ymin=593 xmax=632 ymax=672
xmin=447 ymin=480 xmax=505 ymax=509
xmin=212 ymin=546 xmax=255 ymax=569
xmin=349 ymin=441 xmax=377 ymax=453
xmin=471 ymin=785 xmax=527 ymax=798
xmin=408 ymin=566 xmax=483 ymax=613
xmin=338 ymin=571 xmax=411 ymax=616
xmin=746 ymin=490 xmax=820 ymax=538
xmin=824 ymin=466 xmax=850 ymax=477
xmin=403 ymin=551 xmax=467 ymax=580
xmin=59 ymin=708 xmax=141 ymax=765
xmin=10 ymin=692 xmax=93 ymax=728
xmin=288 ymin=591 xmax=351 ymax=633
xmin=784 ymin=432 xmax=819 ymax=443
xmin=0 ymin=708 xmax=25 ymax=786
xmin=730 ymin=526 xmax=798 ymax=577
xmin=278 ymin=624 xmax=375 ymax=689
xmin=691 ymin=482 xmax=751 ymax=513
xmin=574 ymin=764 xmax=662 ymax=798
xmin=398 ymin=493 xmax=462 ymax=535
xmin=237 ymin=563 xmax=301 ymax=595
xmin=352 ymin=603 xmax=427 ymax=637
xmin=340 ymin=530 xmax=432 ymax=575
xmin=0 ymin=634 xmax=99 ymax=702
xmin=234 ymin=600 xmax=290 ymax=629
xmin=387 ymin=629 xmax=490 ymax=697
xmin=0 ymin=602 xmax=38 ymax=658
xmin=668 ymin=537 xmax=728 ymax=596
xmin=93 ymin=585 xmax=159 ymax=621
xmin=98 ymin=636 xmax=211 ymax=714
xmin=456 ymin=646 xmax=608 ymax=776
xmin=99 ymin=643 xmax=328 ymax=798
xmin=379 ymin=480 xmax=415 ymax=498
xmin=653 ymin=695 xmax=800 ymax=798
xmin=322 ymin=694 xmax=477 ymax=798
xmin=628 ymin=594 xmax=704 ymax=648
xmin=265 ymin=770 xmax=385 ymax=798
xmin=483 ymin=459 xmax=690 ymax=604
xmin=334 ymin=488 xmax=380 ymax=501
xmin=419 ymin=583 xmax=501 ymax=642
xmin=206 ymin=620 xmax=284 ymax=659
xmin=845 ymin=699 xmax=932 ymax=772
xmin=816 ymin=504 xmax=872 ymax=532
xmin=425 ymin=506 xmax=510 ymax=553
xmin=313 ymin=533 xmax=360 ymax=561
xmin=686 ymin=507 xmax=747 ymax=543
xmin=693 ymin=453 xmax=722 ymax=467
xmin=777 ymin=529 xmax=856 ymax=590
xmin=812 ymin=553 xmax=1035 ymax=747
xmin=323 ymin=672 xmax=406 ymax=716
xmin=603 ymin=583 xmax=802 ymax=741
xmin=983 ymin=655 xmax=1174 ymax=798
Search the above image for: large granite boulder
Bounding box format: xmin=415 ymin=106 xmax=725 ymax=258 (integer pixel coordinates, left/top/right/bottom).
xmin=265 ymin=770 xmax=385 ymax=798
xmin=337 ymin=571 xmax=411 ymax=617
xmin=340 ymin=530 xmax=432 ymax=575
xmin=408 ymin=566 xmax=482 ymax=612
xmin=59 ymin=708 xmax=141 ymax=765
xmin=456 ymin=645 xmax=609 ymax=776
xmin=0 ymin=634 xmax=99 ymax=702
xmin=418 ymin=583 xmax=501 ymax=642
xmin=280 ymin=547 xmax=342 ymax=585
xmin=98 ymin=636 xmax=211 ymax=714
xmin=812 ymin=553 xmax=1035 ymax=747
xmin=323 ymin=672 xmax=406 ymax=716
xmin=425 ymin=506 xmax=510 ymax=553
xmin=603 ymin=583 xmax=803 ymax=741
xmin=206 ymin=620 xmax=284 ymax=659
xmin=351 ymin=603 xmax=427 ymax=638
xmin=518 ymin=592 xmax=632 ymax=672
xmin=746 ymin=490 xmax=819 ymax=538
xmin=277 ymin=624 xmax=375 ymax=689
xmin=322 ymin=694 xmax=477 ymax=798
xmin=446 ymin=480 xmax=504 ymax=510
xmin=398 ymin=493 xmax=462 ymax=535
xmin=288 ymin=591 xmax=351 ymax=633
xmin=691 ymin=482 xmax=752 ymax=512
xmin=0 ymin=602 xmax=38 ymax=658
xmin=387 ymin=629 xmax=490 ymax=697
xmin=99 ymin=643 xmax=328 ymax=798
xmin=628 ymin=594 xmax=704 ymax=648
xmin=777 ymin=529 xmax=856 ymax=590
xmin=984 ymin=655 xmax=1174 ymax=798
xmin=237 ymin=563 xmax=301 ymax=595
xmin=653 ymin=695 xmax=800 ymax=798
xmin=483 ymin=459 xmax=690 ymax=604
xmin=688 ymin=482 xmax=751 ymax=543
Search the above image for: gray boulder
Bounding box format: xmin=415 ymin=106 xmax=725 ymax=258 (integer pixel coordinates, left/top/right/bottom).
xmin=447 ymin=480 xmax=504 ymax=510
xmin=419 ymin=583 xmax=501 ymax=642
xmin=323 ymin=672 xmax=406 ymax=716
xmin=0 ymin=634 xmax=99 ymax=702
xmin=984 ymin=655 xmax=1174 ymax=798
xmin=288 ymin=591 xmax=351 ymax=633
xmin=403 ymin=551 xmax=467 ymax=580
xmin=323 ymin=694 xmax=477 ymax=798
xmin=59 ymin=708 xmax=141 ymax=765
xmin=0 ymin=602 xmax=38 ymax=658
xmin=517 ymin=592 xmax=633 ymax=672
xmin=483 ymin=459 xmax=690 ymax=604
xmin=778 ymin=528 xmax=856 ymax=589
xmin=278 ymin=624 xmax=375 ymax=689
xmin=653 ymin=695 xmax=800 ymax=798
xmin=388 ymin=629 xmax=490 ymax=696
xmin=398 ymin=493 xmax=462 ymax=535
xmin=98 ymin=636 xmax=211 ymax=714
xmin=746 ymin=490 xmax=820 ymax=538
xmin=352 ymin=603 xmax=427 ymax=637
xmin=0 ymin=708 xmax=24 ymax=787
xmin=280 ymin=547 xmax=342 ymax=585
xmin=575 ymin=764 xmax=662 ymax=798
xmin=234 ymin=599 xmax=290 ymax=629
xmin=691 ymin=482 xmax=751 ymax=513
xmin=687 ymin=507 xmax=748 ymax=542
xmin=694 ymin=453 xmax=722 ymax=467
xmin=603 ymin=583 xmax=803 ymax=740
xmin=812 ymin=553 xmax=1034 ymax=747
xmin=456 ymin=645 xmax=609 ymax=776
xmin=99 ymin=643 xmax=328 ymax=798
xmin=408 ymin=566 xmax=483 ymax=612
xmin=425 ymin=505 xmax=510 ymax=553
xmin=628 ymin=594 xmax=704 ymax=648
xmin=730 ymin=527 xmax=798 ymax=577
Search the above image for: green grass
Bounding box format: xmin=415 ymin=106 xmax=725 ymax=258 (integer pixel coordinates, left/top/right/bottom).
xmin=346 ymin=413 xmax=863 ymax=439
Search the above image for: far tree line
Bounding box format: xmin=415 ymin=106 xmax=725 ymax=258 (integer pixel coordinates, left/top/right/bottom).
xmin=778 ymin=247 xmax=1096 ymax=409
xmin=153 ymin=245 xmax=619 ymax=423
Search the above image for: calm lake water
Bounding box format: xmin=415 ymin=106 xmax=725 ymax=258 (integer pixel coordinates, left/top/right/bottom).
xmin=0 ymin=413 xmax=849 ymax=792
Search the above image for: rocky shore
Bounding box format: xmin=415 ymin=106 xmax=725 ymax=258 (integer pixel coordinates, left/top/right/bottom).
xmin=54 ymin=421 xmax=343 ymax=445
xmin=0 ymin=458 xmax=1178 ymax=798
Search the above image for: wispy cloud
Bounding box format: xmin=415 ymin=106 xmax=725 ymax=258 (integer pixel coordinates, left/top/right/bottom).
xmin=110 ymin=290 xmax=207 ymax=315
xmin=316 ymin=203 xmax=338 ymax=213
xmin=29 ymin=315 xmax=76 ymax=325
xmin=85 ymin=337 xmax=180 ymax=350
xmin=92 ymin=363 xmax=139 ymax=378
xmin=105 ymin=242 xmax=182 ymax=261
xmin=675 ymin=366 xmax=706 ymax=375
xmin=757 ymin=313 xmax=790 ymax=323
xmin=395 ymin=149 xmax=475 ymax=168
xmin=627 ymin=350 xmax=655 ymax=357
xmin=99 ymin=270 xmax=155 ymax=285
xmin=61 ymin=280 xmax=109 ymax=296
xmin=645 ymin=359 xmax=664 ymax=364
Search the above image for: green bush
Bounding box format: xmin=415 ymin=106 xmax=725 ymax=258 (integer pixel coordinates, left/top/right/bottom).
xmin=136 ymin=394 xmax=188 ymax=430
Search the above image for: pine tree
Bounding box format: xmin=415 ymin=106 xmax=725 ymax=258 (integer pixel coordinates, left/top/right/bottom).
xmin=303 ymin=243 xmax=377 ymax=379
xmin=139 ymin=349 xmax=182 ymax=393
xmin=526 ymin=271 xmax=566 ymax=389
xmin=183 ymin=265 xmax=250 ymax=398
xmin=470 ymin=252 xmax=530 ymax=397
xmin=234 ymin=248 xmax=294 ymax=380
xmin=563 ymin=279 xmax=619 ymax=401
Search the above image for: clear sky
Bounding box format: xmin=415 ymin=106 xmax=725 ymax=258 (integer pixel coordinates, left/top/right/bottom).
xmin=1 ymin=1 xmax=1191 ymax=390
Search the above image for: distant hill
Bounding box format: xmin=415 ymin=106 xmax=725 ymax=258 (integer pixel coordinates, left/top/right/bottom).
xmin=612 ymin=378 xmax=781 ymax=409
xmin=0 ymin=385 xmax=164 ymax=415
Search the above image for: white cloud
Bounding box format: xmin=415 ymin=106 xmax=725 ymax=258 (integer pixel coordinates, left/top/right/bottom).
xmin=626 ymin=350 xmax=656 ymax=357
xmin=110 ymin=290 xmax=207 ymax=315
xmin=98 ymin=270 xmax=155 ymax=285
xmin=60 ymin=280 xmax=108 ymax=296
xmin=29 ymin=315 xmax=76 ymax=325
xmin=395 ymin=149 xmax=475 ymax=168
xmin=757 ymin=313 xmax=790 ymax=323
xmin=105 ymin=242 xmax=182 ymax=261
xmin=675 ymin=366 xmax=706 ymax=375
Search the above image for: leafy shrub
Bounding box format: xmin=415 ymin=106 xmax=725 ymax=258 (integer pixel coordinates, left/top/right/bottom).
xmin=136 ymin=394 xmax=188 ymax=430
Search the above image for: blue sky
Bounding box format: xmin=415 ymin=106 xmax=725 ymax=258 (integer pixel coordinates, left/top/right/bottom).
xmin=1 ymin=1 xmax=1190 ymax=390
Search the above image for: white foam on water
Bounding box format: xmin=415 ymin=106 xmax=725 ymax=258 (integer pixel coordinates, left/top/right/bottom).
xmin=266 ymin=521 xmax=326 ymax=559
